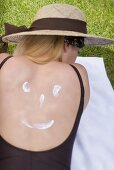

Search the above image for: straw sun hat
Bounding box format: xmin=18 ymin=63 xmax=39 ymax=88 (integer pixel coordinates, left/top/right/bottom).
xmin=2 ymin=4 xmax=114 ymax=45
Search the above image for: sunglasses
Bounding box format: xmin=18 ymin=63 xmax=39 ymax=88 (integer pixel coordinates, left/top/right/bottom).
xmin=64 ymin=36 xmax=85 ymax=48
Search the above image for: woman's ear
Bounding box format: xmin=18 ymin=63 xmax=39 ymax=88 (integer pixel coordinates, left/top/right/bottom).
xmin=62 ymin=44 xmax=73 ymax=64
xmin=64 ymin=43 xmax=69 ymax=53
xmin=62 ymin=43 xmax=79 ymax=64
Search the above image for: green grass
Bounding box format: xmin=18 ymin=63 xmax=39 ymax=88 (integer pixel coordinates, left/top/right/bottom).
xmin=0 ymin=0 xmax=114 ymax=87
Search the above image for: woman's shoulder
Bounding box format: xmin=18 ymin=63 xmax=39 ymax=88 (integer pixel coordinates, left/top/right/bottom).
xmin=43 ymin=61 xmax=90 ymax=109
xmin=71 ymin=63 xmax=88 ymax=76
xmin=57 ymin=62 xmax=88 ymax=81
xmin=0 ymin=54 xmax=15 ymax=75
xmin=0 ymin=54 xmax=30 ymax=69
xmin=0 ymin=53 xmax=19 ymax=69
xmin=0 ymin=53 xmax=13 ymax=63
xmin=0 ymin=55 xmax=33 ymax=85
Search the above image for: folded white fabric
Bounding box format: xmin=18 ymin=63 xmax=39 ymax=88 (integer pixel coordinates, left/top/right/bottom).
xmin=71 ymin=57 xmax=114 ymax=170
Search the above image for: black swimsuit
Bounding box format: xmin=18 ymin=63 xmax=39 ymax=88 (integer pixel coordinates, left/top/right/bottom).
xmin=0 ymin=56 xmax=84 ymax=170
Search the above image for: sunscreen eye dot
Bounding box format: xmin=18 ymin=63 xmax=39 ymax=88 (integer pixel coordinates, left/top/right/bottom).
xmin=53 ymin=85 xmax=62 ymax=97
xmin=22 ymin=81 xmax=31 ymax=92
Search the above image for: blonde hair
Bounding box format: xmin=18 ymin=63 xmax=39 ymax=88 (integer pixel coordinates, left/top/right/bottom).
xmin=14 ymin=35 xmax=64 ymax=64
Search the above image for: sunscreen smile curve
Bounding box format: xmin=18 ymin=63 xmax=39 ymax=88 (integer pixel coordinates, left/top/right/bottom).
xmin=22 ymin=120 xmax=54 ymax=130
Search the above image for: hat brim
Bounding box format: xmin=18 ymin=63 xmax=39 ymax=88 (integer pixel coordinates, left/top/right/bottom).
xmin=2 ymin=30 xmax=114 ymax=45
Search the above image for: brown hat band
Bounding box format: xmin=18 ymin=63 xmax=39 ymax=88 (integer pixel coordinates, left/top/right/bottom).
xmin=30 ymin=18 xmax=87 ymax=34
xmin=2 ymin=18 xmax=87 ymax=37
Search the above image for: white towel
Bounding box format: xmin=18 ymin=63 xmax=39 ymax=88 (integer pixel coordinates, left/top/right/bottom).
xmin=71 ymin=57 xmax=114 ymax=170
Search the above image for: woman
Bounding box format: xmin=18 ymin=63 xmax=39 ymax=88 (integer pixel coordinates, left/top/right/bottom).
xmin=0 ymin=4 xmax=113 ymax=170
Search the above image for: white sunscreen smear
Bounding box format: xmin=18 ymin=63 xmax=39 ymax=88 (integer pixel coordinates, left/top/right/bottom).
xmin=53 ymin=85 xmax=62 ymax=97
xmin=22 ymin=81 xmax=31 ymax=92
xmin=39 ymin=94 xmax=45 ymax=107
xmin=22 ymin=120 xmax=54 ymax=130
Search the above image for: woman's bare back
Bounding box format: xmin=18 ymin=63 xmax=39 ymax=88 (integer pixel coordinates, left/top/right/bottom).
xmin=0 ymin=56 xmax=84 ymax=151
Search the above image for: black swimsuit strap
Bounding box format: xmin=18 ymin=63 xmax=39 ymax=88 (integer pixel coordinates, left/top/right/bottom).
xmin=70 ymin=64 xmax=85 ymax=112
xmin=60 ymin=64 xmax=85 ymax=143
xmin=0 ymin=56 xmax=13 ymax=69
